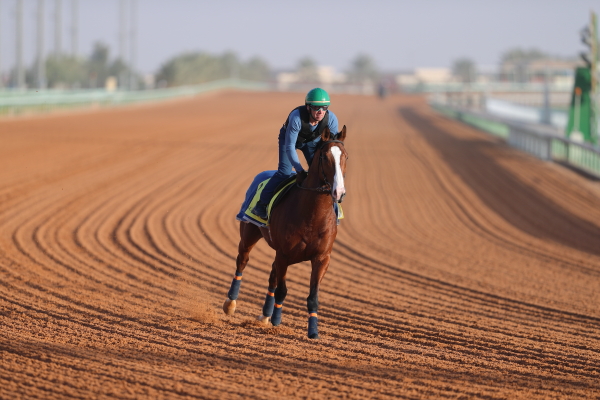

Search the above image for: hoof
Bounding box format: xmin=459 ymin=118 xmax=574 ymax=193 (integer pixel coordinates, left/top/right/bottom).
xmin=223 ymin=299 xmax=236 ymax=315
xmin=308 ymin=333 xmax=320 ymax=339
xmin=257 ymin=315 xmax=271 ymax=325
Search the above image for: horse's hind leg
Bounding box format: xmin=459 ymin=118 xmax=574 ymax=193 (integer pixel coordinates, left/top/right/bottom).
xmin=257 ymin=263 xmax=277 ymax=325
xmin=306 ymin=254 xmax=331 ymax=339
xmin=223 ymin=222 xmax=263 ymax=315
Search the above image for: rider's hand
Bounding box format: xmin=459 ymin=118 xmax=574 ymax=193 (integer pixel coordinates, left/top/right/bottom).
xmin=296 ymin=170 xmax=308 ymax=183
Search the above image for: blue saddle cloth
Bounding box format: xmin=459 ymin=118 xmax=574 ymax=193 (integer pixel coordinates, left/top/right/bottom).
xmin=236 ymin=170 xmax=277 ymax=227
xmin=236 ymin=170 xmax=343 ymax=228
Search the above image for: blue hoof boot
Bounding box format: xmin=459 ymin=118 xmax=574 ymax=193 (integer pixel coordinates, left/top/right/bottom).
xmin=262 ymin=289 xmax=276 ymax=317
xmin=271 ymin=304 xmax=283 ymax=326
xmin=227 ymin=272 xmax=243 ymax=300
xmin=308 ymin=315 xmax=319 ymax=339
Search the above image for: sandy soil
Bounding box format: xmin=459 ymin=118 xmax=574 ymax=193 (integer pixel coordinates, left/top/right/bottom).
xmin=1 ymin=91 xmax=599 ymax=399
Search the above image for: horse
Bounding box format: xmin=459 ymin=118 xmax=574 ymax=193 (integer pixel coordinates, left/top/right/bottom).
xmin=223 ymin=126 xmax=348 ymax=339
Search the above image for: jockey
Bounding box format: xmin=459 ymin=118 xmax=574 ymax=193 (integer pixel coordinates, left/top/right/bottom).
xmin=252 ymin=87 xmax=339 ymax=220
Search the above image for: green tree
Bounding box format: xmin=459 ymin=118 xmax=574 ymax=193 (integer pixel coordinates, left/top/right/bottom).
xmin=109 ymin=58 xmax=128 ymax=83
xmin=500 ymin=48 xmax=549 ymax=83
xmin=109 ymin=58 xmax=142 ymax=89
xmin=20 ymin=41 xmax=139 ymax=89
xmin=221 ymin=51 xmax=240 ymax=79
xmin=297 ymin=56 xmax=319 ymax=83
xmin=86 ymin=42 xmax=111 ymax=88
xmin=45 ymin=54 xmax=86 ymax=88
xmin=156 ymin=51 xmax=271 ymax=86
xmin=241 ymin=56 xmax=270 ymax=81
xmin=501 ymin=48 xmax=549 ymax=64
xmin=452 ymin=58 xmax=477 ymax=83
xmin=347 ymin=53 xmax=379 ymax=84
xmin=156 ymin=52 xmax=220 ymax=86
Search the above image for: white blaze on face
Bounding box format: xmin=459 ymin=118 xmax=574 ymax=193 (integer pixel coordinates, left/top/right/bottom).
xmin=331 ymin=146 xmax=345 ymax=201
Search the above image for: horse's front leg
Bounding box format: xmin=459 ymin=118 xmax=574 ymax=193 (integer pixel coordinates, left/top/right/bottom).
xmin=270 ymin=253 xmax=290 ymax=326
xmin=307 ymin=254 xmax=331 ymax=339
xmin=257 ymin=263 xmax=277 ymax=324
xmin=223 ymin=222 xmax=263 ymax=315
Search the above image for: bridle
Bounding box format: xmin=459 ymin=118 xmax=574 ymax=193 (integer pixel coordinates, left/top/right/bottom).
xmin=297 ymin=139 xmax=346 ymax=201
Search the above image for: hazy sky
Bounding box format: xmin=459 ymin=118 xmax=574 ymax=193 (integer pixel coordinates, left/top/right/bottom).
xmin=1 ymin=0 xmax=598 ymax=75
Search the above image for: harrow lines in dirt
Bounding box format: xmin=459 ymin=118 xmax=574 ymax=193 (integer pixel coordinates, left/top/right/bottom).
xmin=495 ymin=151 xmax=600 ymax=236
xmin=0 ymin=342 xmax=235 ymax=398
xmin=337 ymin=110 xmax=507 ymax=281
xmin=389 ymin=108 xmax=600 ymax=306
xmin=1 ymin=151 xmax=212 ymax=335
xmin=0 ymin=142 xmax=125 ymax=201
xmin=320 ymin=248 xmax=600 ymax=363
xmin=318 ymin=101 xmax=600 ymax=320
xmin=99 ymin=148 xmax=222 ymax=255
xmin=326 ymin=303 xmax=599 ymax=373
xmin=2 ymin=308 xmax=450 ymax=398
xmin=412 ymin=107 xmax=600 ymax=256
xmin=318 ymin=277 xmax=600 ymax=364
xmin=331 ymin=242 xmax=600 ymax=338
xmin=1 ymin=92 xmax=600 ymax=399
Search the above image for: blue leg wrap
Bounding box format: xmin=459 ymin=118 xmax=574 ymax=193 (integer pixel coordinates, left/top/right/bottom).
xmin=271 ymin=303 xmax=284 ymax=326
xmin=262 ymin=288 xmax=276 ymax=317
xmin=308 ymin=314 xmax=319 ymax=339
xmin=227 ymin=272 xmax=243 ymax=300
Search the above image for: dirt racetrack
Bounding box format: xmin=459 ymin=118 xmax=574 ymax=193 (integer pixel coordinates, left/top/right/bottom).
xmin=1 ymin=91 xmax=600 ymax=399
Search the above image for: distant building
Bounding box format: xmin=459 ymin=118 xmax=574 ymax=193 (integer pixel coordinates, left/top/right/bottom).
xmin=276 ymin=66 xmax=346 ymax=90
xmin=414 ymin=68 xmax=452 ymax=84
xmin=499 ymin=58 xmax=577 ymax=86
xmin=395 ymin=72 xmax=419 ymax=87
xmin=396 ymin=68 xmax=452 ymax=87
xmin=315 ymin=66 xmax=347 ymax=85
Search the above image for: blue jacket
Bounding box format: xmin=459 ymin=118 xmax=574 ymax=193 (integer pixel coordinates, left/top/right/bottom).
xmin=283 ymin=108 xmax=338 ymax=172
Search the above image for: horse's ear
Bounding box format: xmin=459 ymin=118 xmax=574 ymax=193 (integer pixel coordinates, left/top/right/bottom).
xmin=337 ymin=125 xmax=347 ymax=142
xmin=321 ymin=127 xmax=332 ymax=142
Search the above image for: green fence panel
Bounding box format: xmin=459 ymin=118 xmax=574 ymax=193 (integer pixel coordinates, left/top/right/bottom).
xmin=551 ymin=139 xmax=568 ymax=161
xmin=0 ymin=79 xmax=269 ymax=117
xmin=431 ymin=103 xmax=509 ymax=138
xmin=460 ymin=113 xmax=509 ymax=138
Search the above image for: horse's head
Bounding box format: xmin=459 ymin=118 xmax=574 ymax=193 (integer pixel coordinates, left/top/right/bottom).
xmin=308 ymin=125 xmax=348 ymax=203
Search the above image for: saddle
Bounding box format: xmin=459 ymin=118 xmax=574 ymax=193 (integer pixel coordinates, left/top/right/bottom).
xmin=237 ymin=173 xmax=297 ymax=227
xmin=236 ymin=172 xmax=344 ymax=228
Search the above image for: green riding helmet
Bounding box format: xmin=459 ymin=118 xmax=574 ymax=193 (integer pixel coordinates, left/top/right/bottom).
xmin=305 ymin=88 xmax=331 ymax=106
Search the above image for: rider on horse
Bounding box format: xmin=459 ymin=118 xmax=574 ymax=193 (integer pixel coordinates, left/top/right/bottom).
xmin=252 ymin=88 xmax=339 ymax=219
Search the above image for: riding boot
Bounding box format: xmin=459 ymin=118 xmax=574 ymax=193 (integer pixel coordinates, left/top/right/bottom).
xmin=251 ymin=201 xmax=268 ymax=220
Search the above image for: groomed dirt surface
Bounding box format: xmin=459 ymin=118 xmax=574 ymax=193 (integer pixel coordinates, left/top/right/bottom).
xmin=1 ymin=91 xmax=600 ymax=399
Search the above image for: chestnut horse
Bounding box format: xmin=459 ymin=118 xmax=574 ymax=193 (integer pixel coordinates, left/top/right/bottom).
xmin=223 ymin=126 xmax=348 ymax=339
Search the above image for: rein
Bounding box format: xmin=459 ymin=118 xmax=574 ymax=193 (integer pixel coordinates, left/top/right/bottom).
xmin=297 ymin=140 xmax=345 ymax=194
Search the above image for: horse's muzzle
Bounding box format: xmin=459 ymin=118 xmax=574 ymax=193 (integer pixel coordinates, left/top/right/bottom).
xmin=337 ymin=192 xmax=346 ymax=203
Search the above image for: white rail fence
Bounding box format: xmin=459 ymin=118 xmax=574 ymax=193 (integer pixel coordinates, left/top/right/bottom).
xmin=0 ymin=79 xmax=269 ymax=116
xmin=0 ymin=80 xmax=377 ymax=118
xmin=431 ymin=103 xmax=600 ymax=179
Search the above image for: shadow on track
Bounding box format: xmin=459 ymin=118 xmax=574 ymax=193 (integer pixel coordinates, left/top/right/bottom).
xmin=399 ymin=106 xmax=600 ymax=258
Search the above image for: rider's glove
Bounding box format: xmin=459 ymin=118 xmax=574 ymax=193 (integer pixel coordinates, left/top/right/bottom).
xmin=296 ymin=170 xmax=308 ymax=183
